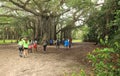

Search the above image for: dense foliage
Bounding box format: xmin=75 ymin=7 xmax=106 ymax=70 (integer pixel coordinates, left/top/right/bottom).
xmin=0 ymin=0 xmax=96 ymax=40
xmin=88 ymin=48 xmax=120 ymax=76
xmin=86 ymin=0 xmax=120 ymax=76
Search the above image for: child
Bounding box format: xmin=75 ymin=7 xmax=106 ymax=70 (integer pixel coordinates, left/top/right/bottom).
xmin=23 ymin=37 xmax=29 ymax=58
xmin=28 ymin=43 xmax=33 ymax=53
xmin=32 ymin=41 xmax=37 ymax=53
xmin=18 ymin=38 xmax=24 ymax=57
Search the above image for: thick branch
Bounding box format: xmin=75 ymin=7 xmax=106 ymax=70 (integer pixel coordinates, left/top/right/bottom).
xmin=0 ymin=14 xmax=34 ymax=19
xmin=74 ymin=8 xmax=90 ymax=22
xmin=0 ymin=14 xmax=18 ymax=18
xmin=9 ymin=0 xmax=40 ymax=16
xmin=57 ymin=8 xmax=70 ymax=17
xmin=1 ymin=5 xmax=23 ymax=11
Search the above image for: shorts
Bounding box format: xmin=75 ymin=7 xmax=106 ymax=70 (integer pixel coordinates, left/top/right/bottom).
xmin=24 ymin=48 xmax=28 ymax=49
xmin=19 ymin=47 xmax=23 ymax=51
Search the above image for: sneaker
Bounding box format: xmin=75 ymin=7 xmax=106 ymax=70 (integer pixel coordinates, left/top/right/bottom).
xmin=19 ymin=55 xmax=22 ymax=57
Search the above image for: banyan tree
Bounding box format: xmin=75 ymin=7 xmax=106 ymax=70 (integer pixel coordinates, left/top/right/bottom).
xmin=0 ymin=0 xmax=97 ymax=41
xmin=0 ymin=0 xmax=69 ymax=40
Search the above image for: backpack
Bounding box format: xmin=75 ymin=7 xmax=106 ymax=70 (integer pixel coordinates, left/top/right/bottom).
xmin=43 ymin=41 xmax=47 ymax=46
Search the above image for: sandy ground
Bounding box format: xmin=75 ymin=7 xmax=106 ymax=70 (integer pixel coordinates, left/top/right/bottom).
xmin=0 ymin=42 xmax=99 ymax=76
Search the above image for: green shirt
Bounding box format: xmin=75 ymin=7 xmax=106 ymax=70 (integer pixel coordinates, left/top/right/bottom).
xmin=23 ymin=40 xmax=29 ymax=48
xmin=18 ymin=40 xmax=23 ymax=46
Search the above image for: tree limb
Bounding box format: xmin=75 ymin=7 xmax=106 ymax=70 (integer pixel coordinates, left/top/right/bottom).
xmin=17 ymin=0 xmax=31 ymax=7
xmin=9 ymin=0 xmax=40 ymax=16
xmin=57 ymin=8 xmax=70 ymax=17
xmin=1 ymin=5 xmax=23 ymax=11
xmin=0 ymin=14 xmax=18 ymax=18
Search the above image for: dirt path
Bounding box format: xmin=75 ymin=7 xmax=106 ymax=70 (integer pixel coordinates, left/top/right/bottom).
xmin=0 ymin=42 xmax=98 ymax=76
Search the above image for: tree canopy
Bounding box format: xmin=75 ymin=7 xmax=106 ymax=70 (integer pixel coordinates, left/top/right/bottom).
xmin=0 ymin=0 xmax=120 ymax=43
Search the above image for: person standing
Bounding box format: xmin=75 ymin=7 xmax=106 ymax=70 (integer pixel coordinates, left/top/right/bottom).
xmin=18 ymin=38 xmax=24 ymax=57
xmin=56 ymin=39 xmax=60 ymax=48
xmin=69 ymin=38 xmax=72 ymax=48
xmin=32 ymin=40 xmax=37 ymax=53
xmin=23 ymin=38 xmax=29 ymax=58
xmin=49 ymin=39 xmax=53 ymax=45
xmin=64 ymin=39 xmax=69 ymax=49
xmin=42 ymin=39 xmax=48 ymax=53
xmin=28 ymin=40 xmax=33 ymax=53
xmin=62 ymin=38 xmax=65 ymax=45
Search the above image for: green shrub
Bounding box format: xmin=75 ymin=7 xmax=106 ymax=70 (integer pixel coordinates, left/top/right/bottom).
xmin=87 ymin=48 xmax=120 ymax=76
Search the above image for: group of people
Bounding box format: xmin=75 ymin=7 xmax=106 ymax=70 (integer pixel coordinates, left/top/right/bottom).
xmin=49 ymin=39 xmax=61 ymax=48
xmin=18 ymin=37 xmax=37 ymax=58
xmin=64 ymin=38 xmax=72 ymax=49
xmin=49 ymin=38 xmax=72 ymax=49
xmin=18 ymin=37 xmax=72 ymax=58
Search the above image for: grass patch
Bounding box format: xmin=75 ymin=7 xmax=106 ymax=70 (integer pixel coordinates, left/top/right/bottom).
xmin=0 ymin=40 xmax=16 ymax=44
xmin=72 ymin=40 xmax=82 ymax=43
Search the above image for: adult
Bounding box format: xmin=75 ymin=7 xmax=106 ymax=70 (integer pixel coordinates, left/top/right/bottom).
xmin=64 ymin=39 xmax=69 ymax=49
xmin=42 ymin=39 xmax=48 ymax=53
xmin=49 ymin=39 xmax=53 ymax=45
xmin=56 ymin=39 xmax=60 ymax=48
xmin=62 ymin=38 xmax=65 ymax=45
xmin=69 ymin=38 xmax=72 ymax=48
